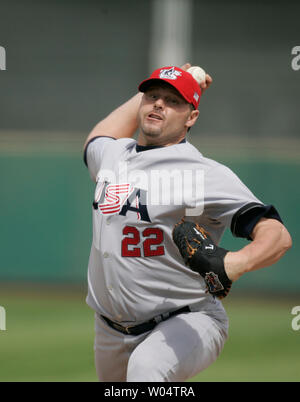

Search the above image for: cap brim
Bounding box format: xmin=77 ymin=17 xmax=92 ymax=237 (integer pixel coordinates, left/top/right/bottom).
xmin=138 ymin=78 xmax=191 ymax=104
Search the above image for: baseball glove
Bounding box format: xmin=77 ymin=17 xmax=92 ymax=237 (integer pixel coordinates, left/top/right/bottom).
xmin=172 ymin=220 xmax=232 ymax=299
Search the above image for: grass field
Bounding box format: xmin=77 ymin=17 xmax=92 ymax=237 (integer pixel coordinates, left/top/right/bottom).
xmin=0 ymin=285 xmax=299 ymax=382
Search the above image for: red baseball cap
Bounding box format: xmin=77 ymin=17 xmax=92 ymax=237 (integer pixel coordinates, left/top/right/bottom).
xmin=138 ymin=66 xmax=202 ymax=109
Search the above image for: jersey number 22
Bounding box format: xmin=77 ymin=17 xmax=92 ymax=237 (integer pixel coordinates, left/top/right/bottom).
xmin=122 ymin=226 xmax=165 ymax=257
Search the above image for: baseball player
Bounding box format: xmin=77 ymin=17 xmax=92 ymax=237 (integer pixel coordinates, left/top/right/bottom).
xmin=83 ymin=63 xmax=292 ymax=382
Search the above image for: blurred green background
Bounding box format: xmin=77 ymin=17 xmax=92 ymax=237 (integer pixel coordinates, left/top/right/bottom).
xmin=0 ymin=0 xmax=299 ymax=382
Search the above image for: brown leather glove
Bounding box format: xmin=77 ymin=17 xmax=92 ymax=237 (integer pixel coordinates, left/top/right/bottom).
xmin=173 ymin=220 xmax=232 ymax=299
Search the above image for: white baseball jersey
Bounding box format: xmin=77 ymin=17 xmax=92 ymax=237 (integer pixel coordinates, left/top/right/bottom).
xmin=85 ymin=137 xmax=262 ymax=325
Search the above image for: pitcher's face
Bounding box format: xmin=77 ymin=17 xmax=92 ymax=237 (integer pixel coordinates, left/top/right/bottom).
xmin=138 ymin=83 xmax=199 ymax=146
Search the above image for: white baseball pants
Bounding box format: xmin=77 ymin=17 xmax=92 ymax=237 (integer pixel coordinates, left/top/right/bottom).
xmin=94 ymin=309 xmax=228 ymax=382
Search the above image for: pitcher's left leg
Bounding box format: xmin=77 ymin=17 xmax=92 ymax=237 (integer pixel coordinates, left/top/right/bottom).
xmin=126 ymin=311 xmax=228 ymax=382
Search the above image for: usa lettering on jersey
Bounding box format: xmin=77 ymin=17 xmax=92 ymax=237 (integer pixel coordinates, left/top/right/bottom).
xmin=93 ymin=181 xmax=151 ymax=222
xmin=99 ymin=183 xmax=133 ymax=215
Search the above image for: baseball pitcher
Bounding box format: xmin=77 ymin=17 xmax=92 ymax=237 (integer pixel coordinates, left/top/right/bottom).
xmin=83 ymin=63 xmax=292 ymax=382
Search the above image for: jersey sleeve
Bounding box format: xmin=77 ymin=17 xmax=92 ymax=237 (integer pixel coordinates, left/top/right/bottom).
xmin=230 ymin=202 xmax=282 ymax=240
xmin=203 ymin=164 xmax=282 ymax=240
xmin=83 ymin=136 xmax=116 ymax=182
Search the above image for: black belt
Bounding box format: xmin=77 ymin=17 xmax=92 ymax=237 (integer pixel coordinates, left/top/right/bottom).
xmin=101 ymin=306 xmax=191 ymax=336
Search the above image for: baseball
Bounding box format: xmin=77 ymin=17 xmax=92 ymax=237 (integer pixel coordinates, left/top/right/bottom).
xmin=187 ymin=66 xmax=206 ymax=85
